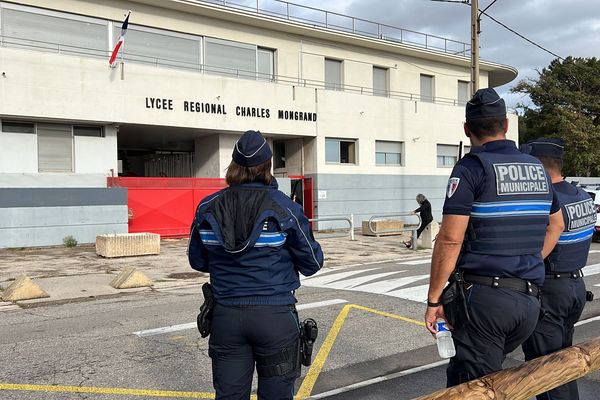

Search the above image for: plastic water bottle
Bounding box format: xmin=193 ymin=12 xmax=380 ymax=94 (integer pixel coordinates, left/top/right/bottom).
xmin=435 ymin=318 xmax=456 ymax=359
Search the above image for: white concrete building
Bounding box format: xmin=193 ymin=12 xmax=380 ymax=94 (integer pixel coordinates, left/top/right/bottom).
xmin=0 ymin=0 xmax=518 ymax=247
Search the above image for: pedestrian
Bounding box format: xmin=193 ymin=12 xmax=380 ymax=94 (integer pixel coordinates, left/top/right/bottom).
xmin=188 ymin=130 xmax=324 ymax=400
xmin=521 ymin=138 xmax=596 ymax=400
xmin=404 ymin=194 xmax=433 ymax=248
xmin=424 ymin=88 xmax=564 ymax=386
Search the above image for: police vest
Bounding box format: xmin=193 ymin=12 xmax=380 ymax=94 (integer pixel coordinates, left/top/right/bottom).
xmin=464 ymin=150 xmax=553 ymax=256
xmin=546 ymin=185 xmax=596 ymax=272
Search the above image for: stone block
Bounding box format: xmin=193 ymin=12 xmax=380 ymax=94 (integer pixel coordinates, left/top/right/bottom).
xmin=96 ymin=233 xmax=160 ymax=258
xmin=110 ymin=267 xmax=154 ymax=289
xmin=421 ymin=221 xmax=440 ymax=249
xmin=1 ymin=275 xmax=49 ymax=301
xmin=362 ymin=220 xmax=405 ymax=237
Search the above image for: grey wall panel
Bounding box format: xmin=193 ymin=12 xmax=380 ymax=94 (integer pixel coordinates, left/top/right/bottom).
xmin=277 ymin=178 xmax=292 ymax=196
xmin=0 ymin=188 xmax=127 ymax=208
xmin=310 ymin=173 xmax=449 ymax=230
xmin=0 ymin=206 xmax=127 ymax=228
xmin=0 ymin=224 xmax=129 ymax=248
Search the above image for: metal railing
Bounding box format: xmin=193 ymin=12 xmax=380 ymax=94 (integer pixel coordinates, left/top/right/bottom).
xmin=0 ymin=34 xmax=473 ymax=107
xmin=310 ymin=215 xmax=355 ymax=241
xmin=193 ymin=0 xmax=470 ymax=56
xmin=368 ymin=213 xmax=421 ymax=250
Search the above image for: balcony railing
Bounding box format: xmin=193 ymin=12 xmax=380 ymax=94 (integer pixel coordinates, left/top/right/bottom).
xmin=192 ymin=0 xmax=471 ymax=56
xmin=0 ymin=34 xmax=488 ymax=109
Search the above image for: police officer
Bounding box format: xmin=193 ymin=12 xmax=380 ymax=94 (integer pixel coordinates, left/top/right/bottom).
xmin=188 ymin=130 xmax=324 ymax=400
xmin=424 ymin=88 xmax=564 ymax=386
xmin=521 ymin=138 xmax=596 ymax=400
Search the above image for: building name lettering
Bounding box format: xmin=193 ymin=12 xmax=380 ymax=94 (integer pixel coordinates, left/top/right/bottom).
xmin=145 ymin=98 xmax=316 ymax=122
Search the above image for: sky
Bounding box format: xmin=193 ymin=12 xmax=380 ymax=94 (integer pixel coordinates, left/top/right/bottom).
xmin=277 ymin=0 xmax=600 ymax=109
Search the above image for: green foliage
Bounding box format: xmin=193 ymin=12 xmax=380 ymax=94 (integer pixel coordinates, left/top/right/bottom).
xmin=512 ymin=57 xmax=600 ymax=176
xmin=63 ymin=235 xmax=78 ymax=247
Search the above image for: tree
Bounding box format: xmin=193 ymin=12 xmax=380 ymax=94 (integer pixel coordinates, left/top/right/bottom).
xmin=512 ymin=57 xmax=600 ymax=177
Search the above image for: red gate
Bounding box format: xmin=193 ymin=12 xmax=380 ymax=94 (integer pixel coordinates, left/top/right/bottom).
xmin=108 ymin=177 xmax=314 ymax=237
xmin=107 ymin=177 xmax=227 ymax=237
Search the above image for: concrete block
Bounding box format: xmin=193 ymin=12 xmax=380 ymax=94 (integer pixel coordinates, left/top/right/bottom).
xmin=1 ymin=275 xmax=49 ymax=301
xmin=96 ymin=233 xmax=160 ymax=258
xmin=362 ymin=220 xmax=405 ymax=237
xmin=421 ymin=221 xmax=440 ymax=249
xmin=110 ymin=267 xmax=154 ymax=289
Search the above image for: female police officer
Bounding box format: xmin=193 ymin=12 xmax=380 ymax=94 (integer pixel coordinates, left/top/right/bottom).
xmin=188 ymin=130 xmax=324 ymax=400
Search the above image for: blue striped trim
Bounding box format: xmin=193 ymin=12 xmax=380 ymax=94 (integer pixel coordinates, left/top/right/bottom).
xmin=558 ymin=226 xmax=595 ymax=244
xmin=471 ymin=201 xmax=551 ymax=218
xmin=199 ymin=230 xmax=220 ymax=245
xmin=199 ymin=230 xmax=287 ymax=247
xmin=255 ymin=232 xmax=287 ymax=247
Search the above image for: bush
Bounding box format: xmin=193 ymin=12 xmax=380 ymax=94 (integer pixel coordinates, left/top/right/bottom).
xmin=63 ymin=235 xmax=78 ymax=247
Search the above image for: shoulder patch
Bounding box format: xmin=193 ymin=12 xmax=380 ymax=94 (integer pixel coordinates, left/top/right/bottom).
xmin=447 ymin=177 xmax=460 ymax=198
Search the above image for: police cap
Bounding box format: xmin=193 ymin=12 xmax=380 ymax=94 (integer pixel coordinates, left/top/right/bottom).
xmin=525 ymin=138 xmax=565 ymax=160
xmin=465 ymin=88 xmax=507 ymax=120
xmin=232 ymin=130 xmax=273 ymax=167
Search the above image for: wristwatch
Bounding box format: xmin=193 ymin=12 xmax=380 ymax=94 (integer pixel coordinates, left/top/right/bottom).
xmin=427 ymin=300 xmax=441 ymax=307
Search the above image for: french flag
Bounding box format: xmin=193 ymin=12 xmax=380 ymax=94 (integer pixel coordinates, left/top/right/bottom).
xmin=109 ymin=11 xmax=131 ymax=66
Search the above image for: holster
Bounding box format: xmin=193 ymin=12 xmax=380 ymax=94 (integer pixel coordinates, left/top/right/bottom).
xmin=299 ymin=318 xmax=318 ymax=367
xmin=441 ymin=270 xmax=471 ymax=325
xmin=196 ymin=283 xmax=214 ymax=338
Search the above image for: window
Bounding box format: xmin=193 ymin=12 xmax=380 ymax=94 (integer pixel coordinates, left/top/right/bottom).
xmin=373 ymin=67 xmax=388 ymax=96
xmin=420 ymin=74 xmax=434 ymax=102
xmin=463 ymin=145 xmax=471 ymax=155
xmin=325 ymin=59 xmax=342 ymax=91
xmin=273 ymin=141 xmax=286 ymax=169
xmin=257 ymin=48 xmax=274 ymax=81
xmin=205 ymin=37 xmax=256 ymax=78
xmin=458 ymin=80 xmax=470 ymax=105
xmin=114 ymin=24 xmax=201 ymax=70
xmin=37 ymin=123 xmax=73 ymax=172
xmin=1 ymin=121 xmax=35 ymax=134
xmin=437 ymin=144 xmax=459 ymax=167
xmin=1 ymin=6 xmax=107 ymax=57
xmin=326 ymin=138 xmax=356 ymax=164
xmin=376 ymin=141 xmax=403 ymax=165
xmin=74 ymin=126 xmax=104 ymax=137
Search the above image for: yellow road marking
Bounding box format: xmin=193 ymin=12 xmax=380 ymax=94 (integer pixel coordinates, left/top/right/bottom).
xmin=1 ymin=305 xmax=423 ymax=400
xmin=295 ymin=304 xmax=424 ymax=398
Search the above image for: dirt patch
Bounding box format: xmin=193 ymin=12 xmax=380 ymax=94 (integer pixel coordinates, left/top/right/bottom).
xmin=167 ymin=272 xmax=206 ymax=279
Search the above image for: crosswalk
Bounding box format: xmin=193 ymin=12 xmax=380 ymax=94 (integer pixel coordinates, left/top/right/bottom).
xmin=302 ymin=260 xmax=600 ymax=303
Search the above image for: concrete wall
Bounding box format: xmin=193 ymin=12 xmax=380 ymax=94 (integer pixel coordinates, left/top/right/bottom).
xmin=0 ymin=188 xmax=128 ymax=248
xmin=311 ymin=173 xmax=449 ymax=230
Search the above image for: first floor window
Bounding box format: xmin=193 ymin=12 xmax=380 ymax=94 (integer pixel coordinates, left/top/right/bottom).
xmin=37 ymin=123 xmax=73 ymax=172
xmin=458 ymin=80 xmax=470 ymax=105
xmin=376 ymin=141 xmax=403 ymax=165
xmin=325 ymin=59 xmax=342 ymax=91
xmin=437 ymin=144 xmax=459 ymax=167
xmin=273 ymin=141 xmax=286 ymax=169
xmin=326 ymin=138 xmax=356 ymax=164
xmin=420 ymin=74 xmax=434 ymax=102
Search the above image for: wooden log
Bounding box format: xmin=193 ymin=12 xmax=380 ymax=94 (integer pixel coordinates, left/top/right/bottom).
xmin=414 ymin=336 xmax=600 ymax=400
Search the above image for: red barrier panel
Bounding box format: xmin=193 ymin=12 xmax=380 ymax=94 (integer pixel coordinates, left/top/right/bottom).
xmin=108 ymin=177 xmax=227 ymax=237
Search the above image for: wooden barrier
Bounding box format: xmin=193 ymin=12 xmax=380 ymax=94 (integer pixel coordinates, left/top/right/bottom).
xmin=414 ymin=336 xmax=600 ymax=400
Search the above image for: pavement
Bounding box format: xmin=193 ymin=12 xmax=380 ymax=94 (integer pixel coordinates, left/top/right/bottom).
xmin=0 ymin=231 xmax=426 ymax=308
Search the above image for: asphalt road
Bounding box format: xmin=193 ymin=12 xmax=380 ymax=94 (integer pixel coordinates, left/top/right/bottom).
xmin=2 ymin=244 xmax=600 ymax=399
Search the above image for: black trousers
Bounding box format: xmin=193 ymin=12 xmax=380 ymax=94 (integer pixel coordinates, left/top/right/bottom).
xmin=522 ymin=276 xmax=586 ymax=400
xmin=446 ymin=284 xmax=540 ymax=386
xmin=208 ymin=303 xmax=300 ymax=400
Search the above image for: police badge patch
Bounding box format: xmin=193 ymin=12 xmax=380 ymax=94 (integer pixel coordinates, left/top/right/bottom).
xmin=447 ymin=177 xmax=460 ymax=198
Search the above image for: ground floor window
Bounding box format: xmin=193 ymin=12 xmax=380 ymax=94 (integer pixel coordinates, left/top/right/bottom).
xmin=437 ymin=144 xmax=459 ymax=167
xmin=376 ymin=140 xmax=403 ymax=165
xmin=37 ymin=123 xmax=73 ymax=172
xmin=326 ymin=138 xmax=356 ymax=164
xmin=273 ymin=141 xmax=286 ymax=169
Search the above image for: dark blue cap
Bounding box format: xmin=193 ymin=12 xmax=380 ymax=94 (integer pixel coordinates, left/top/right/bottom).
xmin=524 ymin=137 xmax=565 ymax=159
xmin=466 ymin=88 xmax=507 ymax=120
xmin=232 ymin=130 xmax=272 ymax=167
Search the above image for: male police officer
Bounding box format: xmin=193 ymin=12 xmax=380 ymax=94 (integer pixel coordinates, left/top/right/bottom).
xmin=521 ymin=138 xmax=596 ymax=400
xmin=425 ymin=88 xmax=564 ymax=386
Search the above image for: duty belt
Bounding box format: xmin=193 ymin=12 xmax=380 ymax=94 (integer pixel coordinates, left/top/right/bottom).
xmin=545 ymin=269 xmax=583 ymax=279
xmin=462 ymin=272 xmax=540 ymax=297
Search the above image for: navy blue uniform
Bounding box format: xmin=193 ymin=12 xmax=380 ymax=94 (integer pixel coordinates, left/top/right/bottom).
xmin=442 ymin=140 xmax=560 ymax=385
xmin=188 ymin=179 xmax=323 ymax=400
xmin=522 ymin=182 xmax=596 ymax=400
